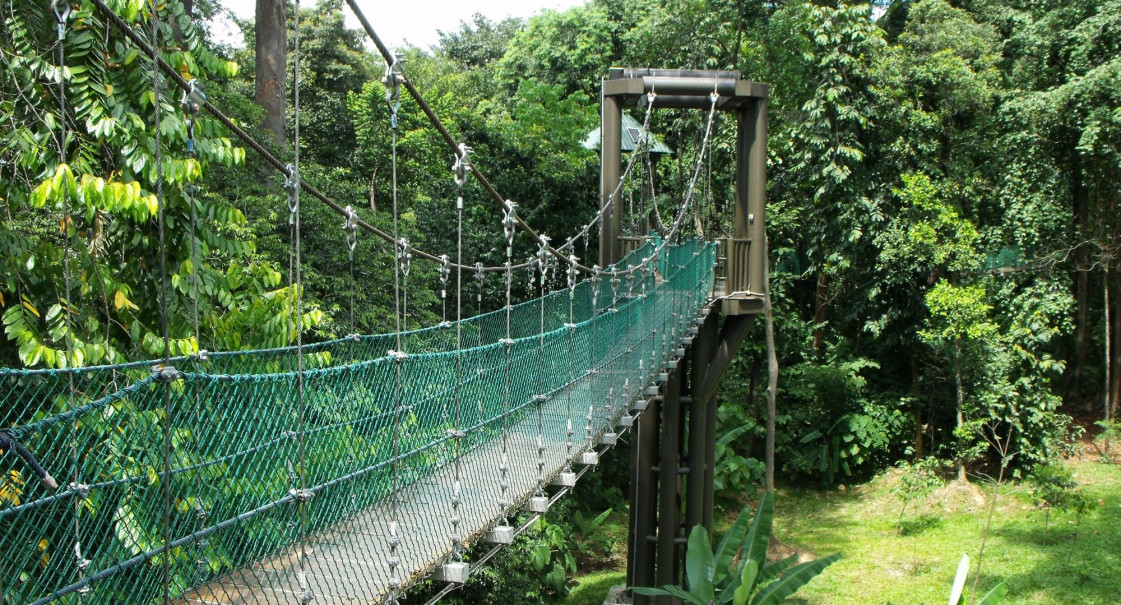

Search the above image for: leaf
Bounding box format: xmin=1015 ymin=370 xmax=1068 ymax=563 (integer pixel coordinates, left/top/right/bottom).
xmin=732 ymin=560 xmax=758 ymax=605
xmin=714 ymin=506 xmax=753 ymax=586
xmin=717 ymin=423 xmax=754 ymax=448
xmin=633 ymin=585 xmax=708 ymax=605
xmin=976 ymin=582 xmax=1008 ymax=605
xmin=949 ymin=554 xmax=970 ymax=605
xmin=751 ymin=553 xmax=840 ymax=605
xmin=756 ymin=555 xmax=797 ymax=586
xmin=685 ymin=525 xmax=714 ymax=602
xmin=745 ymin=492 xmax=774 ymax=569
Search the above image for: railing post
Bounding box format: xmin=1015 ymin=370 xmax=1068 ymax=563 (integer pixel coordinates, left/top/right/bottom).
xmin=600 ymin=82 xmax=623 ymax=267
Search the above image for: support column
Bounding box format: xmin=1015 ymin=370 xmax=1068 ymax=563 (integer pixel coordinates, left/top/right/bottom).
xmin=695 ymin=314 xmax=721 ymax=531
xmin=746 ymin=97 xmax=768 ymax=295
xmin=685 ymin=347 xmax=706 ymax=534
xmin=734 ymin=106 xmax=750 ymax=242
xmin=600 ymin=87 xmax=623 ymax=267
xmin=628 ymin=395 xmax=659 ymax=603
xmin=656 ymin=368 xmax=683 ymax=600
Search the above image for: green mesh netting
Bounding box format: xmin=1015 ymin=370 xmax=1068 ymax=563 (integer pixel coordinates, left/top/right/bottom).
xmin=0 ymin=240 xmax=716 ymax=604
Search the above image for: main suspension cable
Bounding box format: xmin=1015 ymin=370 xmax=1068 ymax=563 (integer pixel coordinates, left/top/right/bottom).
xmin=84 ymin=0 xmax=519 ymax=274
xmin=86 ymin=0 xmax=709 ymax=287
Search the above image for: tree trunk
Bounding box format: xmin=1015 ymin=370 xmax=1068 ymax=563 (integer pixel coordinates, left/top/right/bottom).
xmin=1106 ymin=260 xmax=1112 ymax=425
xmin=954 ymin=339 xmax=966 ymax=481
xmin=1068 ymin=148 xmax=1089 ymax=403
xmin=255 ymin=0 xmax=287 ymax=146
xmin=1109 ymin=259 xmax=1119 ymax=422
xmin=1068 ymin=267 xmax=1089 ymax=403
xmin=746 ymin=354 xmax=761 ymax=409
xmin=912 ymin=355 xmax=923 ymax=459
xmin=812 ymin=272 xmax=829 ymax=354
xmin=764 ymin=237 xmax=777 ymax=494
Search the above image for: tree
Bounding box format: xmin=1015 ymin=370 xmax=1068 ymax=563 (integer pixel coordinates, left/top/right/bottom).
xmin=255 ymin=0 xmax=286 ymax=144
xmin=919 ymin=281 xmax=999 ymax=478
xmin=0 ymin=0 xmax=312 ymax=368
xmin=771 ymin=1 xmax=885 ymax=354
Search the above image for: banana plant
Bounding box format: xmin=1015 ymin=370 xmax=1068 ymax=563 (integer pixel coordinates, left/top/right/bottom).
xmin=948 ymin=554 xmax=1006 ymax=605
xmin=634 ymin=492 xmax=840 ymax=605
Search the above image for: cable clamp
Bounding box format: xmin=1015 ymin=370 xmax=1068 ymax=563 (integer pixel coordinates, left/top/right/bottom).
xmin=446 ymin=429 xmax=466 ymax=439
xmin=52 ymin=0 xmax=70 ymax=39
xmin=452 ymin=144 xmax=473 ymax=191
xmin=388 ymin=350 xmax=409 ymax=362
xmin=502 ymin=201 xmax=517 ymax=247
xmin=284 ymin=164 xmax=299 ymax=219
xmin=74 ymin=542 xmax=90 ymax=570
xmin=438 ymin=320 xmax=452 ymax=329
xmin=438 ymin=254 xmax=450 ymax=292
xmin=342 ymin=205 xmax=358 ymax=251
xmin=536 ymin=235 xmax=552 ymax=279
xmin=383 ymin=55 xmax=405 ymax=129
xmin=289 ymin=488 xmax=314 ymax=503
xmin=563 ymin=323 xmax=576 ymax=330
xmin=397 ymin=238 xmax=412 ymax=277
xmin=68 ymin=482 xmax=89 ymax=500
xmin=524 ymin=257 xmax=536 ymax=290
xmin=151 ymin=365 xmax=182 ymax=383
xmin=194 ymin=349 xmax=209 ymax=361
xmin=347 ymin=333 xmax=361 ymax=342
xmin=181 ymin=79 xmax=206 ymax=115
xmin=533 ymin=394 xmax=547 ymax=404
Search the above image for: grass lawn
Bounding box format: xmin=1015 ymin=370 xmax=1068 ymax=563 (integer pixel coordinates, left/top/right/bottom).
xmin=566 ymin=459 xmax=1120 ymax=605
xmin=773 ymin=459 xmax=1121 ymax=604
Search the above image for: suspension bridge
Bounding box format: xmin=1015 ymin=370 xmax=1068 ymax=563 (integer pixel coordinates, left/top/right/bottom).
xmin=0 ymin=1 xmax=769 ymax=604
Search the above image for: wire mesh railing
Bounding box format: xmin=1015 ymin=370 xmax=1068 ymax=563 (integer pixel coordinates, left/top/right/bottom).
xmin=0 ymin=240 xmax=715 ymax=605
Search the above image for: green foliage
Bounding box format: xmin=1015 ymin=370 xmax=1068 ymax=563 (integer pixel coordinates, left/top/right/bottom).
xmin=634 ymin=493 xmax=839 ymax=605
xmin=893 ymin=457 xmax=948 ymax=535
xmin=779 ymin=355 xmax=908 ymax=483
xmin=713 ymin=420 xmax=765 ymax=496
xmin=532 ymin=516 xmax=576 ymax=594
xmin=0 ymin=0 xmax=310 ymax=369
xmin=1093 ymin=419 xmax=1121 ymax=461
xmin=570 ymin=507 xmax=615 ymax=568
xmin=1029 ymin=462 xmax=1094 ymax=520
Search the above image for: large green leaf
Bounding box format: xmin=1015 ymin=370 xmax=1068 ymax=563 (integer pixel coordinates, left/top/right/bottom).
xmin=731 ymin=560 xmax=758 ymax=605
xmin=685 ymin=525 xmax=715 ymax=603
xmin=714 ymin=504 xmax=753 ymax=587
xmin=633 ymin=585 xmax=709 ymax=605
xmin=751 ymin=553 xmax=840 ymax=605
xmin=745 ymin=492 xmax=775 ymax=569
xmin=756 ymin=554 xmax=797 ymax=586
xmin=950 ymin=554 xmax=970 ymax=605
xmin=976 ymin=582 xmax=1008 ymax=605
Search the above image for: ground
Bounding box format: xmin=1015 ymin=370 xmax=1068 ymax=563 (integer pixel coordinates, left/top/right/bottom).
xmin=565 ymin=446 xmax=1121 ymax=605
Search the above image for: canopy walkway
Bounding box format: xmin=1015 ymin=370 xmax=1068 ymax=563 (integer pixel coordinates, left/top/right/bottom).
xmin=1 ymin=241 xmax=716 ymax=604
xmin=2 ymin=0 xmax=771 ymax=602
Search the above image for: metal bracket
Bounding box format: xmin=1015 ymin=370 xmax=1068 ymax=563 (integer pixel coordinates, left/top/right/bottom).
xmin=151 ymin=365 xmax=182 ymax=383
xmin=484 ymin=525 xmax=515 ymax=544
xmin=289 ymin=489 xmax=314 ymax=503
xmin=550 ymin=471 xmax=577 ymax=487
xmin=435 ymin=561 xmax=470 ymax=583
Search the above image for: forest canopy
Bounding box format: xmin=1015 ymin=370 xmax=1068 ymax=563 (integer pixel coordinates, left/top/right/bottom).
xmin=2 ymin=0 xmax=1119 ymax=482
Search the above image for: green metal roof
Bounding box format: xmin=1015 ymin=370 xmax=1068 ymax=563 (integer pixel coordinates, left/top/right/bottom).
xmin=583 ymin=113 xmax=673 ymax=155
